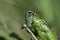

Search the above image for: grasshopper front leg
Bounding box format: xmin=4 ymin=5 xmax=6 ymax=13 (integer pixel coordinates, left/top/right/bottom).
xmin=22 ymin=23 xmax=38 ymax=40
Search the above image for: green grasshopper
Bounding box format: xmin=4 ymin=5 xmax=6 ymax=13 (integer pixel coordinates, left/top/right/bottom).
xmin=23 ymin=11 xmax=56 ymax=40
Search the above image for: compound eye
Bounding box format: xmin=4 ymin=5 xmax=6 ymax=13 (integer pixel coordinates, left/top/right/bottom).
xmin=27 ymin=11 xmax=34 ymax=17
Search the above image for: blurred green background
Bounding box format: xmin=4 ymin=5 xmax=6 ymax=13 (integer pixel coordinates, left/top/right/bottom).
xmin=0 ymin=0 xmax=60 ymax=40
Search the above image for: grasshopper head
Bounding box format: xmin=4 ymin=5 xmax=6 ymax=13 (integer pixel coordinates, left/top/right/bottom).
xmin=26 ymin=11 xmax=34 ymax=27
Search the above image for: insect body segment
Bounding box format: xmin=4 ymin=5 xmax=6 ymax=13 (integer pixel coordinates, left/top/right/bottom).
xmin=25 ymin=11 xmax=56 ymax=40
xmin=33 ymin=15 xmax=56 ymax=40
